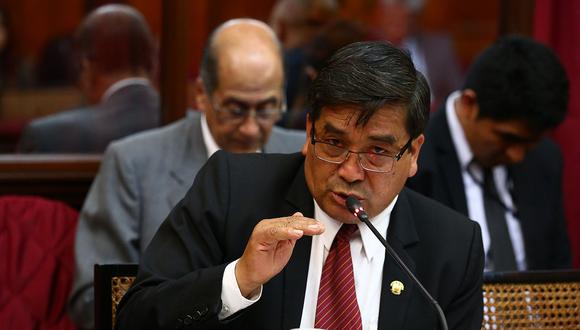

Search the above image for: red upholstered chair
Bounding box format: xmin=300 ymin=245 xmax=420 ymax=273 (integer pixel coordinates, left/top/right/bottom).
xmin=0 ymin=195 xmax=79 ymax=330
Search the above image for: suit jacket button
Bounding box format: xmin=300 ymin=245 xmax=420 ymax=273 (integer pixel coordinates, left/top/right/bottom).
xmin=183 ymin=314 xmax=193 ymax=325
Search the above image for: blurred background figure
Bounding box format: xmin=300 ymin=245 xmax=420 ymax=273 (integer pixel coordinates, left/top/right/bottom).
xmin=16 ymin=4 xmax=159 ymax=153
xmin=281 ymin=19 xmax=367 ymax=129
xmin=35 ymin=34 xmax=76 ymax=87
xmin=270 ymin=0 xmax=339 ymax=118
xmin=0 ymin=7 xmax=23 ymax=152
xmin=270 ymin=0 xmax=338 ymax=50
xmin=373 ymin=0 xmax=463 ymax=109
xmin=0 ymin=8 xmax=14 ymax=90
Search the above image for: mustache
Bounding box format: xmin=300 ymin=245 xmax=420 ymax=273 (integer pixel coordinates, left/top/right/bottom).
xmin=327 ymin=179 xmax=366 ymax=200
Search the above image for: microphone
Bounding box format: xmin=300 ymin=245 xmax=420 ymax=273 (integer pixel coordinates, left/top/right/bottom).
xmin=345 ymin=196 xmax=449 ymax=330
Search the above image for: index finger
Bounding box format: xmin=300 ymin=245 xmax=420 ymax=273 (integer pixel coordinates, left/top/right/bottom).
xmin=263 ymin=215 xmax=324 ymax=241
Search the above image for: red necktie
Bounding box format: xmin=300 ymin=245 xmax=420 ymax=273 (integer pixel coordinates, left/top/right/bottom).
xmin=315 ymin=224 xmax=363 ymax=330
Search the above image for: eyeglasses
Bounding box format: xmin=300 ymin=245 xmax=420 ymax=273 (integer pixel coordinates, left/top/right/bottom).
xmin=211 ymin=97 xmax=286 ymax=125
xmin=311 ymin=129 xmax=413 ymax=173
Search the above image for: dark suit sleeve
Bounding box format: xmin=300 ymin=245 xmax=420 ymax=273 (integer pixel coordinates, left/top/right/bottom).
xmin=116 ymin=151 xmax=234 ymax=329
xmin=445 ymin=221 xmax=484 ymax=330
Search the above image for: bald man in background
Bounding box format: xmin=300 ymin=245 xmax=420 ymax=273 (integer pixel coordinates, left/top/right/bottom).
xmin=18 ymin=4 xmax=159 ymax=153
xmin=68 ymin=19 xmax=305 ymax=329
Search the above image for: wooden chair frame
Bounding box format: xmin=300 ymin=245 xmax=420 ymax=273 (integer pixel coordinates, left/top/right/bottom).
xmin=94 ymin=264 xmax=139 ymax=330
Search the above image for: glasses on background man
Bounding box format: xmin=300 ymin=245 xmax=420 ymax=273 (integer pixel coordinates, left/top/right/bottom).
xmin=210 ymin=96 xmax=287 ymax=125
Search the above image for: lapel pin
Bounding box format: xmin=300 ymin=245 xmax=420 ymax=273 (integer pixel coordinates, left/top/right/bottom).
xmin=390 ymin=280 xmax=404 ymax=295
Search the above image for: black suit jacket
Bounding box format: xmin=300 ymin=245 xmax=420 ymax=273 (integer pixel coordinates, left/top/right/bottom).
xmin=117 ymin=152 xmax=484 ymax=330
xmin=17 ymin=83 xmax=160 ymax=153
xmin=407 ymin=108 xmax=571 ymax=270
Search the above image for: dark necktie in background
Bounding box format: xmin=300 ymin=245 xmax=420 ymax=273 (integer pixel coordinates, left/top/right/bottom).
xmin=315 ymin=223 xmax=363 ymax=330
xmin=482 ymin=168 xmax=518 ymax=271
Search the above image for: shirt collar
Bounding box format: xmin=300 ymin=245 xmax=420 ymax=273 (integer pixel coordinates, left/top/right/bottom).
xmin=101 ymin=77 xmax=150 ymax=103
xmin=445 ymin=92 xmax=508 ymax=184
xmin=201 ymin=113 xmax=220 ymax=158
xmin=446 ymin=90 xmax=473 ymax=170
xmin=314 ymin=195 xmax=396 ymax=262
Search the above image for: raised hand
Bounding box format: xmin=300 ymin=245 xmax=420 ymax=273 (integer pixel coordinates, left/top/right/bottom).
xmin=235 ymin=212 xmax=325 ymax=297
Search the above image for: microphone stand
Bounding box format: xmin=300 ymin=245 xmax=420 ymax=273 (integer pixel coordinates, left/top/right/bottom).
xmin=346 ymin=196 xmax=449 ymax=330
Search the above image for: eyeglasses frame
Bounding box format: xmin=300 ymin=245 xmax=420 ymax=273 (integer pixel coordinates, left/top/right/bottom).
xmin=309 ymin=122 xmax=413 ymax=173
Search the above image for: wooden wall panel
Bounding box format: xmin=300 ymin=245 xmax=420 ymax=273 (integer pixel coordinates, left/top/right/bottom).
xmin=0 ymin=0 xmax=505 ymax=82
xmin=0 ymin=0 xmax=512 ymax=125
xmin=340 ymin=0 xmax=501 ymax=70
xmin=435 ymin=0 xmax=501 ymax=69
xmin=0 ymin=0 xmax=516 ymax=76
xmin=0 ymin=0 xmax=83 ymax=59
xmin=105 ymin=0 xmax=275 ymax=77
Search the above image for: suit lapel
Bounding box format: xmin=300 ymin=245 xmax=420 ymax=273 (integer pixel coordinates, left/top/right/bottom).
xmin=378 ymin=189 xmax=420 ymax=329
xmin=281 ymin=162 xmax=315 ymax=329
xmin=167 ymin=113 xmax=209 ymax=206
xmin=431 ymin=109 xmax=469 ymax=214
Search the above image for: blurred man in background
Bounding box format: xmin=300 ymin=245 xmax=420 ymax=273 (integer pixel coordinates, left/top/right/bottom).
xmin=270 ymin=0 xmax=338 ymax=115
xmin=17 ymin=4 xmax=159 ymax=153
xmin=374 ymin=0 xmax=463 ymax=109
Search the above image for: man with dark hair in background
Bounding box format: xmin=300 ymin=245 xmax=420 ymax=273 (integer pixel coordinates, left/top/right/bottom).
xmin=17 ymin=4 xmax=159 ymax=153
xmin=270 ymin=0 xmax=339 ymax=116
xmin=116 ymin=41 xmax=484 ymax=330
xmin=282 ymin=19 xmax=367 ymax=129
xmin=374 ymin=0 xmax=463 ymax=110
xmin=68 ymin=18 xmax=305 ymax=330
xmin=407 ymin=35 xmax=571 ymax=272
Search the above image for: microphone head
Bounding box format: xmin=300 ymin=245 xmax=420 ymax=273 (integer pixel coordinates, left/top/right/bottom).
xmin=346 ymin=196 xmax=361 ymax=212
xmin=346 ymin=196 xmax=367 ymax=221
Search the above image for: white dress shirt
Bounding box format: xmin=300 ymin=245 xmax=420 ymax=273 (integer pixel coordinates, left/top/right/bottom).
xmin=200 ymin=113 xmax=261 ymax=156
xmin=446 ymin=91 xmax=526 ymax=271
xmin=220 ymin=196 xmax=395 ymax=330
xmin=200 ymin=113 xmax=221 ymax=158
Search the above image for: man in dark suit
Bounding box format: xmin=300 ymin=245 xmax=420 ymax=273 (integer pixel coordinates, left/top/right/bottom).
xmin=116 ymin=41 xmax=484 ymax=329
xmin=17 ymin=4 xmax=159 ymax=153
xmin=407 ymin=35 xmax=571 ymax=271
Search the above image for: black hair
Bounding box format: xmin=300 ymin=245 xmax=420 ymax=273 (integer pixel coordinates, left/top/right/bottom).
xmin=463 ymin=35 xmax=569 ymax=133
xmin=308 ymin=40 xmax=430 ymax=139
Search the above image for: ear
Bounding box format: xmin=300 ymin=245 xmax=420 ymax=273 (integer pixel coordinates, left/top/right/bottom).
xmin=194 ymin=78 xmax=209 ymax=113
xmin=80 ymin=58 xmax=105 ymax=104
xmin=459 ymin=89 xmax=480 ymax=120
xmin=275 ymin=21 xmax=288 ymax=46
xmin=304 ymin=65 xmax=318 ymax=81
xmin=79 ymin=58 xmax=92 ymax=92
xmin=301 ymin=114 xmax=312 ymax=155
xmin=407 ymin=134 xmax=424 ymax=178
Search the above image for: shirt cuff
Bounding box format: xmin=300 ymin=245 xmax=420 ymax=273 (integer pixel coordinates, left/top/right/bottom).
xmin=219 ymin=259 xmax=262 ymax=319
